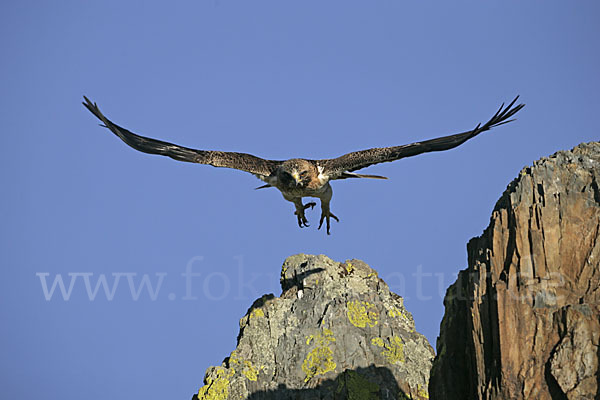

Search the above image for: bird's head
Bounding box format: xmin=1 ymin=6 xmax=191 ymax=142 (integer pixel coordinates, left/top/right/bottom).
xmin=279 ymin=159 xmax=314 ymax=188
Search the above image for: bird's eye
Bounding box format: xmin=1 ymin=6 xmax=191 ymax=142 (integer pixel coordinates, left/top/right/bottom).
xmin=300 ymin=171 xmax=308 ymax=177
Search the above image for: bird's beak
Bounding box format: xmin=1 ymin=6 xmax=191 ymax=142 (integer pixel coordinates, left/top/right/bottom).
xmin=292 ymin=171 xmax=301 ymax=186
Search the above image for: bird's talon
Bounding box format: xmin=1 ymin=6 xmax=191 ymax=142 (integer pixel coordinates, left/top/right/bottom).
xmin=295 ymin=201 xmax=316 ymax=229
xmin=296 ymin=213 xmax=310 ymax=228
xmin=318 ymin=211 xmax=339 ymax=234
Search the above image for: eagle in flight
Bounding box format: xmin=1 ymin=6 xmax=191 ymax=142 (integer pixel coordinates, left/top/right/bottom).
xmin=83 ymin=96 xmax=524 ymax=234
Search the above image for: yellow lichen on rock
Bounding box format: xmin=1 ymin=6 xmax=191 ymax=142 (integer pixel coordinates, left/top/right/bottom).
xmin=228 ymin=352 xmax=262 ymax=382
xmin=381 ymin=336 xmax=404 ymax=364
xmin=302 ymin=329 xmax=337 ymax=382
xmin=241 ymin=360 xmax=259 ymax=381
xmin=322 ymin=328 xmax=334 ymax=338
xmin=197 ymin=367 xmax=234 ymax=400
xmin=387 ymin=306 xmax=414 ymax=332
xmin=347 ymin=300 xmax=379 ymax=328
xmin=302 ymin=346 xmax=336 ymax=382
xmin=416 ymin=384 xmax=429 ymax=399
xmin=370 ymin=336 xmax=405 ymax=364
xmin=387 ymin=306 xmax=402 ymax=318
xmin=306 ymin=329 xmax=335 ymax=346
xmin=345 ymin=262 xmax=354 ymax=274
xmin=250 ymin=308 xmax=264 ymax=318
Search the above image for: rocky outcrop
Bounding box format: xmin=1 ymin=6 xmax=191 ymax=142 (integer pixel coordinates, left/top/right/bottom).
xmin=430 ymin=142 xmax=600 ymax=399
xmin=193 ymin=254 xmax=434 ymax=399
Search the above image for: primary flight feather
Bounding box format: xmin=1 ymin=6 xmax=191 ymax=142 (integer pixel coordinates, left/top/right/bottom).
xmin=83 ymin=96 xmax=524 ymax=234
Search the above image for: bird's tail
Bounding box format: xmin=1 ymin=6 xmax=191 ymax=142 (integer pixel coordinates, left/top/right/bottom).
xmin=254 ymin=184 xmax=272 ymax=190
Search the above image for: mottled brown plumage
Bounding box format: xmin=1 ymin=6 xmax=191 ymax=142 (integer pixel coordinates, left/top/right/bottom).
xmin=83 ymin=96 xmax=524 ymax=234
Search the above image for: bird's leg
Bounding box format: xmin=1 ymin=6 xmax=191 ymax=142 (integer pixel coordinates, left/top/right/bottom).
xmin=293 ymin=199 xmax=316 ymax=228
xmin=317 ymin=199 xmax=339 ymax=235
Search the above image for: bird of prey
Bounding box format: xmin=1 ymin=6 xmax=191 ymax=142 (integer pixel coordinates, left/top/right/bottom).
xmin=83 ymin=96 xmax=524 ymax=234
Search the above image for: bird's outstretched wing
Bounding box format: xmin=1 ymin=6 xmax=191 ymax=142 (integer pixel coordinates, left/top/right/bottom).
xmin=83 ymin=97 xmax=282 ymax=177
xmin=319 ymin=96 xmax=525 ymax=179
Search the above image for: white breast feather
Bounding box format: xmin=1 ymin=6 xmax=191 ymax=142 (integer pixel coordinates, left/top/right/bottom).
xmin=317 ymin=165 xmax=328 ymax=185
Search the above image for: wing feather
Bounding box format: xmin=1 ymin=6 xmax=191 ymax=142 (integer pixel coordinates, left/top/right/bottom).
xmin=320 ymin=96 xmax=525 ymax=178
xmin=83 ymin=97 xmax=281 ymax=177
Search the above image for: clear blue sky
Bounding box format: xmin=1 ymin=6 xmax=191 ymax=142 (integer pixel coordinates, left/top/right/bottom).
xmin=1 ymin=1 xmax=598 ymax=399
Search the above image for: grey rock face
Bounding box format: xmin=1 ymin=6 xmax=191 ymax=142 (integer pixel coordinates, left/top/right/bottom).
xmin=193 ymin=254 xmax=434 ymax=400
xmin=430 ymin=142 xmax=600 ymax=399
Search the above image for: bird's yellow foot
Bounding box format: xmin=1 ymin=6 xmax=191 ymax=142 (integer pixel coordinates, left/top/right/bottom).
xmin=318 ymin=210 xmax=339 ymax=235
xmin=295 ymin=202 xmax=316 ymax=228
